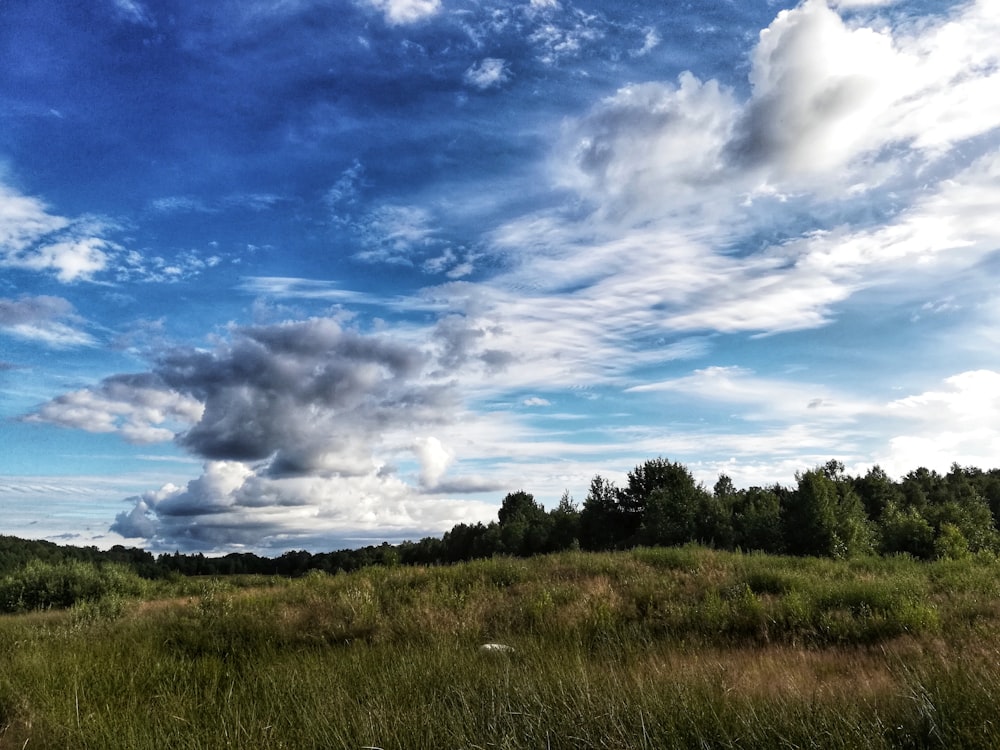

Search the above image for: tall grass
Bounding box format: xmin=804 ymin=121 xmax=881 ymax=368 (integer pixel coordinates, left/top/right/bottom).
xmin=2 ymin=548 xmax=1000 ymax=748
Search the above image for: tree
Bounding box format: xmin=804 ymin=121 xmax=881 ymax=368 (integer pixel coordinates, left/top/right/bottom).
xmin=878 ymin=502 xmax=934 ymax=559
xmin=784 ymin=469 xmax=839 ymax=556
xmin=547 ymin=491 xmax=581 ymax=552
xmin=497 ymin=490 xmax=543 ymax=526
xmin=637 ymin=461 xmax=711 ymax=547
xmin=579 ymin=475 xmax=625 ymax=550
xmin=732 ymin=486 xmax=782 ymax=553
xmin=496 ymin=491 xmax=551 ymax=556
xmin=853 ymin=465 xmax=902 ymax=522
xmin=786 ymin=465 xmax=873 ymax=557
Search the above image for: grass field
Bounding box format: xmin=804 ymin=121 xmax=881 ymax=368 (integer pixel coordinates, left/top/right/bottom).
xmin=3 ymin=547 xmax=1000 ymax=748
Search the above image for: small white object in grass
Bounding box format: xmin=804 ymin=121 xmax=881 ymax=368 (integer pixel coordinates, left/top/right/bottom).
xmin=479 ymin=643 xmax=514 ymax=653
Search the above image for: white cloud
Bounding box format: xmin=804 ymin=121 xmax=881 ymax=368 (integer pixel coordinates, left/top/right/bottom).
xmin=632 ymin=27 xmax=660 ymax=56
xmin=0 ymin=179 xmax=219 ymax=285
xmin=0 ymin=184 xmax=116 ymax=282
xmin=464 ymin=58 xmax=511 ymax=89
xmin=528 ymin=6 xmax=605 ymax=64
xmin=561 ymin=73 xmax=740 ymax=217
xmin=730 ymin=0 xmax=1000 ymax=179
xmin=0 ymin=184 xmax=69 ymax=251
xmin=413 ymin=436 xmax=454 ymax=488
xmin=112 ymin=461 xmax=496 ymax=550
xmin=325 ymin=160 xmax=366 ymax=215
xmin=25 ymin=375 xmax=205 ymax=443
xmin=472 ymin=0 xmax=1000 ymax=363
xmin=354 ymin=204 xmax=435 ymax=265
xmin=150 ymin=196 xmax=214 ymax=214
xmin=112 ymin=0 xmax=155 ymax=26
xmin=730 ymin=0 xmax=903 ymax=175
xmin=20 ymin=237 xmax=112 ymax=282
xmin=831 ymin=0 xmax=896 ymax=6
xmin=0 ymin=295 xmax=96 ymax=348
xmin=363 ymin=0 xmax=440 ymax=25
xmin=628 ymin=365 xmax=876 ymax=422
xmin=877 ymin=370 xmax=1000 ymax=476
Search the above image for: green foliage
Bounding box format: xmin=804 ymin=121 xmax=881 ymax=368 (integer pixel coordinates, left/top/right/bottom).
xmin=934 ymin=522 xmax=970 ymax=560
xmin=0 ymin=559 xmax=147 ymax=613
xmin=879 ymin=502 xmax=936 ymax=559
xmin=579 ymin=474 xmax=625 ymax=550
xmin=785 ymin=469 xmax=839 ymax=555
xmin=497 ymin=490 xmax=551 ymax=556
xmin=732 ymin=486 xmax=783 ymax=553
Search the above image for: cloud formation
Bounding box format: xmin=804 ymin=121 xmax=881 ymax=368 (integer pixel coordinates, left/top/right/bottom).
xmin=25 ymin=373 xmax=204 ymax=443
xmin=0 ymin=184 xmax=114 ymax=282
xmin=363 ymin=0 xmax=440 ymax=25
xmin=464 ymin=58 xmax=511 ymax=90
xmin=29 ymin=317 xmax=502 ymax=548
xmin=0 ymin=295 xmax=95 ymax=348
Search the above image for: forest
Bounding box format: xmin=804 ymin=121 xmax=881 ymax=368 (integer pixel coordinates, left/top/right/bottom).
xmin=4 ymin=459 xmax=999 ymax=580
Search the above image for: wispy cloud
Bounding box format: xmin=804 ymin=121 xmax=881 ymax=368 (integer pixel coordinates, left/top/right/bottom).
xmin=240 ymin=277 xmax=374 ymax=304
xmin=0 ymin=295 xmax=96 ymax=348
xmin=362 ymin=0 xmax=441 ymax=26
xmin=111 ymin=0 xmax=155 ymax=26
xmin=0 ymin=183 xmax=119 ymax=283
xmin=464 ymin=58 xmax=511 ymax=90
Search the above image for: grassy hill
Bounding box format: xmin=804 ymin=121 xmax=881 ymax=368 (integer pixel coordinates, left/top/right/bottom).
xmin=2 ymin=546 xmax=1000 ymax=748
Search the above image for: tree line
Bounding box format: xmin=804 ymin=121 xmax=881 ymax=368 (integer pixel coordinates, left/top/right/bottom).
xmin=402 ymin=459 xmax=1000 ymax=566
xmin=4 ymin=459 xmax=1000 ymax=578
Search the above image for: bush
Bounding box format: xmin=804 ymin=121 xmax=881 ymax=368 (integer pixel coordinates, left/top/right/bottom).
xmin=0 ymin=560 xmax=146 ymax=613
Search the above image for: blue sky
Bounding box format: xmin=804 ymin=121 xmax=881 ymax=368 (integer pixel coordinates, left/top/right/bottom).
xmin=2 ymin=0 xmax=999 ymax=553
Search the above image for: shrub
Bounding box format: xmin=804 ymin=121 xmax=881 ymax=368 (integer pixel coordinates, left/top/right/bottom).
xmin=0 ymin=560 xmax=146 ymax=613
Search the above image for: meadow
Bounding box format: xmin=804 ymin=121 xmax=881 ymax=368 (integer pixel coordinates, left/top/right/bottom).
xmin=2 ymin=547 xmax=1000 ymax=748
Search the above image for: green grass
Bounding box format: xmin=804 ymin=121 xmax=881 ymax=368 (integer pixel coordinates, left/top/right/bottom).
xmin=3 ymin=548 xmax=1000 ymax=748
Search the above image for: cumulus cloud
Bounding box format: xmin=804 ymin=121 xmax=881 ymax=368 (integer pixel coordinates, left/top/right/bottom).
xmin=875 ymin=371 xmax=1000 ymax=476
xmin=32 ymin=316 xmax=506 ymax=549
xmin=20 ymin=237 xmax=113 ymax=282
xmin=563 ymin=73 xmax=740 ymax=216
xmin=112 ymin=462 xmax=496 ymax=550
xmin=728 ymin=0 xmax=902 ymax=175
xmin=25 ymin=373 xmax=204 ymax=443
xmin=413 ymin=436 xmax=454 ymax=488
xmin=464 ymin=58 xmax=511 ymax=90
xmin=363 ymin=0 xmax=440 ymax=25
xmin=1 ymin=179 xmax=221 ymax=284
xmin=0 ymin=295 xmax=96 ymax=348
xmin=733 ymin=0 xmax=1000 ymax=178
xmin=0 ymin=183 xmax=117 ymax=282
xmin=149 ymin=318 xmax=448 ymax=476
xmin=561 ymin=0 xmax=999 ymax=205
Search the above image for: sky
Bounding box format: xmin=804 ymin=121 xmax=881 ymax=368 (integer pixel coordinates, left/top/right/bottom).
xmin=2 ymin=0 xmax=999 ymax=554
